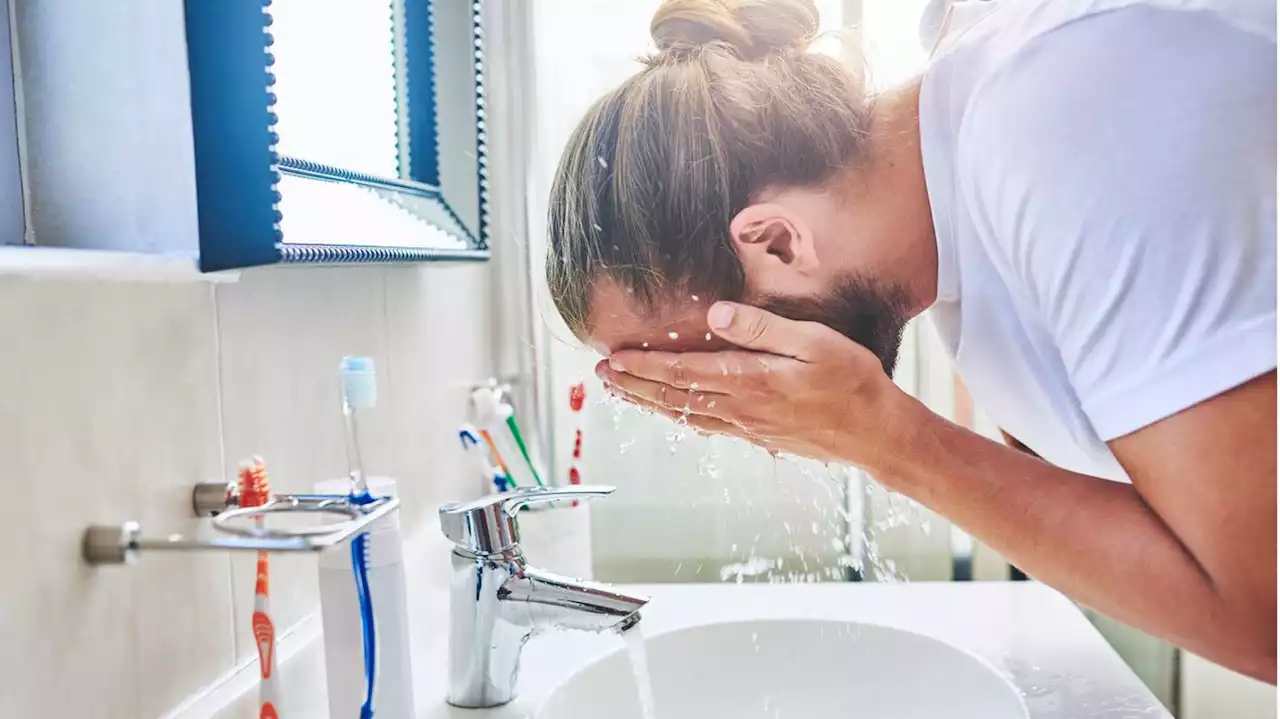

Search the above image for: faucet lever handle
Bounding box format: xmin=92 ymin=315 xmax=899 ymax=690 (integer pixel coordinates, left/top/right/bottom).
xmin=439 ymin=485 xmax=615 ymax=554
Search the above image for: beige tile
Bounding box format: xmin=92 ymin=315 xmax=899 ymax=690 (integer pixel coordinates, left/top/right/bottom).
xmin=0 ymin=277 xmax=231 ymax=718
xmin=215 ymin=266 xmax=394 ymax=663
xmin=381 ymin=264 xmax=494 ymax=519
xmin=383 ymin=263 xmax=496 ymax=696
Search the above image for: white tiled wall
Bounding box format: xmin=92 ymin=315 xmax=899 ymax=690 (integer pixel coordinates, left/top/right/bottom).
xmin=1181 ymin=653 xmax=1277 ymax=719
xmin=0 ymin=263 xmax=494 ymax=718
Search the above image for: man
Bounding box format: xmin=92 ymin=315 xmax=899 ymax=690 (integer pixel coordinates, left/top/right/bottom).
xmin=547 ymin=0 xmax=1277 ymax=681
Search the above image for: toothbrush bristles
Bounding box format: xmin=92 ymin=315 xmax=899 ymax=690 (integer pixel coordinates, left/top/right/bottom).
xmin=238 ymin=457 xmax=271 ymax=509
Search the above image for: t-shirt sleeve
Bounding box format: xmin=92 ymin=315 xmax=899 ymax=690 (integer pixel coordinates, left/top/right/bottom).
xmin=959 ymin=5 xmax=1277 ymax=441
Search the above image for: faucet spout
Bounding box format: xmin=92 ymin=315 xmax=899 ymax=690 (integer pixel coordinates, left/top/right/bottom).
xmin=445 ymin=550 xmax=649 ymax=708
xmin=502 ymin=566 xmax=647 ymax=632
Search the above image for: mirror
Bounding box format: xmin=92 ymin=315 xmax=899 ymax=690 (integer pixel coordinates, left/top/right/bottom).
xmin=183 ymin=0 xmax=489 ymax=270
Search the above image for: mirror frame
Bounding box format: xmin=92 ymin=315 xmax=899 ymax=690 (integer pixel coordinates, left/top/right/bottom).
xmin=182 ymin=0 xmax=490 ymax=272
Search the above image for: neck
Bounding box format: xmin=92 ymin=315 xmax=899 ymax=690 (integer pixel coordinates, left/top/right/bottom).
xmin=862 ymin=78 xmax=938 ymax=315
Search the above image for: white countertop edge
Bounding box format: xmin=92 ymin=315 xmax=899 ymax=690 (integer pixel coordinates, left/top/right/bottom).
xmin=0 ymin=246 xmax=239 ymax=282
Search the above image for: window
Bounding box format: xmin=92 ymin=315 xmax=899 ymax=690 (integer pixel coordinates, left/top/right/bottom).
xmin=531 ymin=0 xmax=953 ymax=585
xmin=0 ymin=0 xmax=24 ymax=248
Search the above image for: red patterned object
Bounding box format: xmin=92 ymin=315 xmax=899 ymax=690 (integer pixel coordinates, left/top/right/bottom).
xmin=569 ymin=383 xmax=586 ymax=412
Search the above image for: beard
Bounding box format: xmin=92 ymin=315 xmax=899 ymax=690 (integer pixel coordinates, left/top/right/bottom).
xmin=756 ymin=276 xmax=912 ymax=377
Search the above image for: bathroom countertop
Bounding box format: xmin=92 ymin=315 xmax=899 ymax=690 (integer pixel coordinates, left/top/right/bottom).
xmin=417 ymin=581 xmax=1171 ymax=719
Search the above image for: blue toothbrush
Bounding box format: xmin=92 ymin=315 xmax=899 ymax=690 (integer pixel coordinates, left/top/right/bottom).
xmin=340 ymin=356 xmax=378 ymax=719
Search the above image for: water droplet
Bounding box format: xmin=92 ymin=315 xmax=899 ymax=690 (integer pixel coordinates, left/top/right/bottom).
xmin=704 ymin=332 xmax=712 ymax=341
xmin=707 ymin=400 xmax=717 ymax=408
xmin=719 ymin=556 xmax=778 ymax=581
xmin=597 ymin=156 xmax=607 ymax=169
xmin=618 ymin=438 xmax=638 ymax=454
xmin=592 ymin=223 xmax=602 ymax=232
xmin=641 ymin=342 xmax=649 ymax=348
xmin=668 ymin=331 xmax=679 ymax=340
xmin=691 ymin=294 xmax=700 ymax=301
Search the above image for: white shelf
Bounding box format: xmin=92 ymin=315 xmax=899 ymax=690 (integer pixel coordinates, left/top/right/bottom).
xmin=0 ymin=246 xmax=239 ymax=282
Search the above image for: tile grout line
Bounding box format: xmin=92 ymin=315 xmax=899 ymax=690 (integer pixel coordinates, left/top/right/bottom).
xmin=210 ymin=282 xmax=239 ymax=666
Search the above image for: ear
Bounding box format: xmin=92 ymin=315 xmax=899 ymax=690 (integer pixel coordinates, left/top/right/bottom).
xmin=729 ymin=203 xmax=820 ymax=273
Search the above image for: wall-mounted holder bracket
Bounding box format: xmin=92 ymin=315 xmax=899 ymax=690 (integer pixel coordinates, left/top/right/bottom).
xmin=82 ymin=485 xmax=400 ymax=566
xmin=192 ymin=480 xmax=238 ymax=517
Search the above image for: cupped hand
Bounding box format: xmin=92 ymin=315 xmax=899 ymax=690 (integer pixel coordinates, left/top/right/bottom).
xmin=596 ymin=302 xmax=926 ymax=471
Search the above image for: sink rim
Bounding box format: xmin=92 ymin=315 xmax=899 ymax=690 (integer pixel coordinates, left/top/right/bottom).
xmin=535 ymin=616 xmax=1031 ymax=718
xmin=485 ymin=582 xmax=1171 ymax=719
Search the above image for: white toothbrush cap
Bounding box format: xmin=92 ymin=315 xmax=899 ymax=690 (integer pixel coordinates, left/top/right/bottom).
xmin=340 ymin=356 xmax=377 ymax=409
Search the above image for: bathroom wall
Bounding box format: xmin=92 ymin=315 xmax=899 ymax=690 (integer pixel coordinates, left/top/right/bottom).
xmin=0 ymin=263 xmax=497 ymax=718
xmin=0 ymin=0 xmax=534 ymax=712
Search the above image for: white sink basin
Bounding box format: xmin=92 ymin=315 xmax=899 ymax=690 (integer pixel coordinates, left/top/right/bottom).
xmin=424 ymin=583 xmax=1169 ymax=719
xmin=537 ymin=619 xmax=1028 ymax=719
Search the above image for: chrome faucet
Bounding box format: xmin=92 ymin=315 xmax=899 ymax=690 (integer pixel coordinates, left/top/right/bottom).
xmin=439 ymin=486 xmax=649 ymax=708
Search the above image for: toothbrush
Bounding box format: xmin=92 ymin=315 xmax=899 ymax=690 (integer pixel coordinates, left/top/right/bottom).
xmin=339 ymin=356 xmax=378 ymax=719
xmin=460 ymin=425 xmax=511 ymax=493
xmin=568 ymin=383 xmax=586 ymax=504
xmin=478 ymin=429 xmax=514 ymax=486
xmin=471 ymin=386 xmax=544 ymax=488
xmin=239 ymin=458 xmax=281 ymax=719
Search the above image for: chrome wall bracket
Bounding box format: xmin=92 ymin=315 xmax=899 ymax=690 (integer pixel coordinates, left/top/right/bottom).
xmin=82 ymin=484 xmax=400 ymax=566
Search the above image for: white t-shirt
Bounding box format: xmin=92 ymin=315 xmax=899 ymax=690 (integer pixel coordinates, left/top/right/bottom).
xmin=919 ymin=0 xmax=1277 ymax=481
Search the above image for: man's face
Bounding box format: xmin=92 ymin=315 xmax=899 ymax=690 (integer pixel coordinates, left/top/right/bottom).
xmin=586 ymin=274 xmax=911 ymax=377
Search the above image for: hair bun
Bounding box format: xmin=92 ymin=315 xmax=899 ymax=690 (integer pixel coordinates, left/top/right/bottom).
xmin=650 ymin=0 xmax=820 ymax=62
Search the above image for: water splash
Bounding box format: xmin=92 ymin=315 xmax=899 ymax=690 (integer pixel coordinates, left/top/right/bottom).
xmin=720 ymin=556 xmax=780 ymax=581
xmin=609 ymin=395 xmax=626 ymax=430
xmin=697 ymin=444 xmax=722 ymax=479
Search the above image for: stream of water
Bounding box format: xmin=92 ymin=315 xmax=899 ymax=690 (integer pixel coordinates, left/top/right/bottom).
xmin=624 ymin=626 xmax=657 ymax=719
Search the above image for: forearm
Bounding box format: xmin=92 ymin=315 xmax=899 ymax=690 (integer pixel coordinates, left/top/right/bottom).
xmin=876 ymin=406 xmax=1276 ymax=682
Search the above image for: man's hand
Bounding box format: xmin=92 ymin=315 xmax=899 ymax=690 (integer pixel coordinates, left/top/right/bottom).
xmin=596 ymin=302 xmax=925 ymax=470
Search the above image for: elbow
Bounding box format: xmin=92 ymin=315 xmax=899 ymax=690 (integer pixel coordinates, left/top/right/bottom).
xmin=1222 ymin=604 xmax=1276 ymax=684
xmin=1235 ymin=647 xmax=1276 ymax=686
xmin=1242 ymin=631 xmax=1277 ymax=685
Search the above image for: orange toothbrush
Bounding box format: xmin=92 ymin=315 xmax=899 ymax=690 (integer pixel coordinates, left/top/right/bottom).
xmin=239 ymin=458 xmax=281 ymax=719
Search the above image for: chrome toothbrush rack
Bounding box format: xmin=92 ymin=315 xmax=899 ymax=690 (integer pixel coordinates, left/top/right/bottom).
xmin=82 ymin=482 xmax=400 ymax=566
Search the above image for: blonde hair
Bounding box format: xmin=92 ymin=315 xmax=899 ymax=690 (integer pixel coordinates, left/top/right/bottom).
xmin=546 ymin=0 xmax=871 ymax=337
